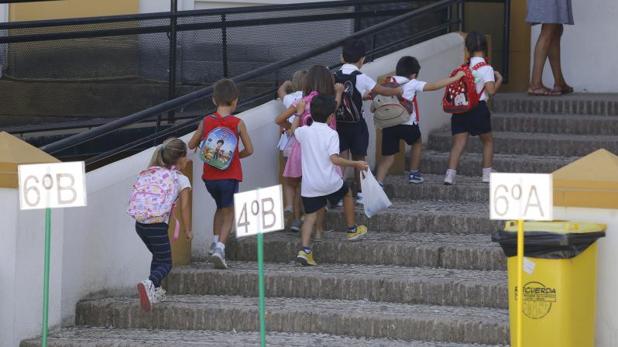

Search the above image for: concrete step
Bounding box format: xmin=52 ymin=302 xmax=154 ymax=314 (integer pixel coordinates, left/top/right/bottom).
xmin=420 ymin=150 xmax=575 ymax=176
xmin=75 ymin=295 xmax=510 ymax=345
xmin=492 ymin=93 xmax=618 ymax=116
xmin=165 ymin=261 xmax=507 ymax=309
xmin=382 ymin=174 xmax=489 ymax=202
xmin=325 ymin=199 xmax=500 ymax=235
xmin=20 ymin=327 xmax=505 ymax=347
xmin=427 ymin=131 xmax=618 ymax=157
xmin=491 ymin=112 xmax=618 ymax=135
xmin=225 ymin=232 xmax=505 ymax=271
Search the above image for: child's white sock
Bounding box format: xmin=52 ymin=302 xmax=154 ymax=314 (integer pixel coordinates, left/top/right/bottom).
xmin=216 ymin=242 xmax=225 ymax=250
xmin=213 ymin=235 xmax=219 ymax=244
xmin=482 ymin=167 xmax=493 ymax=175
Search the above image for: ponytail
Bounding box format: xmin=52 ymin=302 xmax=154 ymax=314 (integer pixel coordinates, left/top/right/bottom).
xmin=148 ymin=138 xmax=187 ymax=169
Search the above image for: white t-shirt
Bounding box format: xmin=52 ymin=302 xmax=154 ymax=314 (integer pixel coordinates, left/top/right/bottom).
xmin=278 ymin=91 xmax=304 ymax=151
xmin=392 ymin=76 xmax=427 ymax=125
xmin=165 ymin=172 xmax=191 ymax=223
xmin=295 ymin=122 xmax=342 ymax=197
xmin=470 ymin=57 xmax=495 ymax=102
xmin=283 ymin=91 xmax=303 ymax=109
xmin=340 ymin=64 xmax=377 ymax=98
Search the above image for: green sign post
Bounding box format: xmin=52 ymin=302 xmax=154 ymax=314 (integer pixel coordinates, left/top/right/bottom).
xmin=234 ymin=185 xmax=285 ymax=347
xmin=17 ymin=162 xmax=87 ymax=347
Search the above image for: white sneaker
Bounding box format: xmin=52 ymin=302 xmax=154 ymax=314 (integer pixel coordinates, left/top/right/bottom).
xmin=211 ymin=247 xmax=228 ymax=269
xmin=137 ymin=279 xmax=155 ymax=312
xmin=152 ymin=287 xmax=167 ymax=304
xmin=444 ymin=169 xmax=457 ymax=186
xmin=208 ymin=241 xmax=217 ymax=257
xmin=482 ymin=168 xmax=495 ymax=183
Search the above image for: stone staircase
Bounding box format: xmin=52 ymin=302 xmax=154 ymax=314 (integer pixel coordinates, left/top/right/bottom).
xmin=22 ymin=93 xmax=618 ymax=346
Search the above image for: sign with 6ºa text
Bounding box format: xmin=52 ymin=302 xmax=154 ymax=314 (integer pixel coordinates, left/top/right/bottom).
xmin=489 ymin=173 xmax=553 ymax=221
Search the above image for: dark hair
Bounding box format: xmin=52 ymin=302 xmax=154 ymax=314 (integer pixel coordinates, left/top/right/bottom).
xmin=396 ymin=56 xmax=421 ymax=78
xmin=149 ymin=138 xmax=187 ymax=168
xmin=342 ymin=40 xmax=366 ymax=64
xmin=217 ymin=140 xmax=224 ymax=145
xmin=213 ymin=79 xmax=240 ymax=106
xmin=310 ymin=95 xmax=337 ymax=123
xmin=465 ymin=32 xmax=488 ymax=55
xmin=303 ymin=65 xmax=335 ymax=96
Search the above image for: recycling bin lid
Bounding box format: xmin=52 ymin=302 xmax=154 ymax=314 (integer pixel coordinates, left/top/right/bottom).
xmin=491 ymin=221 xmax=606 ymax=259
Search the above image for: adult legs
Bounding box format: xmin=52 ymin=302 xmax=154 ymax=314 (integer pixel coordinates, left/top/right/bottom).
xmin=530 ymin=24 xmax=561 ymax=93
xmin=547 ymin=24 xmax=572 ymax=92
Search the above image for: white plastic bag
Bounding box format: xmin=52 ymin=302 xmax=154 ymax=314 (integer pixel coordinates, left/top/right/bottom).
xmin=360 ymin=169 xmax=392 ymax=218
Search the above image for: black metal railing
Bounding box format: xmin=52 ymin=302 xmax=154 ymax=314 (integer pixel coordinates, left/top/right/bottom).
xmin=0 ymin=0 xmax=511 ymax=170
xmin=38 ymin=0 xmax=463 ymax=168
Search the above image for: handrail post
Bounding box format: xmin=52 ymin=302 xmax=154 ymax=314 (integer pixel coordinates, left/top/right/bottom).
xmin=457 ymin=0 xmax=464 ymax=32
xmin=222 ymin=14 xmax=229 ymax=78
xmin=502 ymin=0 xmax=511 ymax=83
xmin=167 ymin=0 xmax=178 ymax=124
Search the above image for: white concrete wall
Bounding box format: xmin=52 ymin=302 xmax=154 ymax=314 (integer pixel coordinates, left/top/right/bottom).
xmin=531 ymin=1 xmax=618 ymax=92
xmin=360 ymin=33 xmax=464 ymax=165
xmin=553 ymin=206 xmax=618 ymax=347
xmin=0 ymin=189 xmax=64 ymax=347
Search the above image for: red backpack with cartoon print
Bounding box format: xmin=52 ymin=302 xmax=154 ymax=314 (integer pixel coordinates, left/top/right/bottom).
xmin=442 ymin=61 xmax=487 ymax=114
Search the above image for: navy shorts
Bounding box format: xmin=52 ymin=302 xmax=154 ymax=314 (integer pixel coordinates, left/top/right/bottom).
xmin=302 ymin=182 xmax=350 ymax=214
xmin=204 ymin=179 xmax=239 ymax=209
xmin=451 ymin=101 xmax=492 ymax=136
xmin=381 ymin=124 xmax=421 ymax=156
xmin=337 ymin=118 xmax=369 ymax=157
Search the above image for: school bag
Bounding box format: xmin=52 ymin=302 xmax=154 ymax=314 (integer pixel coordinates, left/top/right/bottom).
xmin=198 ymin=114 xmax=238 ymax=170
xmin=334 ymin=70 xmax=363 ymax=124
xmin=127 ymin=166 xmax=179 ymax=225
xmin=371 ymin=77 xmax=418 ymax=129
xmin=442 ymin=61 xmax=488 ymax=114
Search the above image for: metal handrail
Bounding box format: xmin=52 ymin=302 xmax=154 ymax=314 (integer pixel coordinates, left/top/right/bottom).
xmin=0 ymin=0 xmax=415 ymax=30
xmin=41 ymin=0 xmax=462 ymax=155
xmin=0 ymin=8 xmax=415 ymax=44
xmin=84 ymin=21 xmax=458 ymax=169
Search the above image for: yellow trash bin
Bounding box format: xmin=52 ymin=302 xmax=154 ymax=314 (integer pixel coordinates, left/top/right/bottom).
xmin=492 ymin=221 xmax=606 ymax=347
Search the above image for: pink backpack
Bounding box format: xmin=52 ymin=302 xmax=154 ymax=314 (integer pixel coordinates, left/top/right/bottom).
xmin=297 ymin=91 xmax=337 ymax=129
xmin=127 ymin=166 xmax=179 ymax=224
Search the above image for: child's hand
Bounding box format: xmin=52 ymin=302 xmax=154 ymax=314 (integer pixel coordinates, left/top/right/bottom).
xmin=494 ymin=71 xmax=503 ymax=82
xmin=335 ymin=83 xmax=345 ymax=94
xmin=455 ymin=71 xmax=465 ymax=79
xmin=295 ymin=100 xmax=306 ymax=115
xmin=355 ymin=161 xmax=369 ymax=171
xmin=185 ymin=230 xmax=193 ymax=241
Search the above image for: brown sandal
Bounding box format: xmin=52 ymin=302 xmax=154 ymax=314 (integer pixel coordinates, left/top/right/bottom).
xmin=527 ymin=87 xmax=552 ymax=96
xmin=552 ymin=86 xmax=574 ymax=95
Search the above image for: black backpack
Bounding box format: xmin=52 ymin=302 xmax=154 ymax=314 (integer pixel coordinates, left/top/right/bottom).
xmin=334 ymin=70 xmax=363 ymax=124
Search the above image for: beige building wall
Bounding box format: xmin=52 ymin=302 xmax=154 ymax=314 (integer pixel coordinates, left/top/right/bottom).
xmin=9 ymin=0 xmax=139 ymax=21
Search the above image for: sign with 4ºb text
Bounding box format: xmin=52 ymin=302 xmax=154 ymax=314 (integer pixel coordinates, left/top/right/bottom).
xmin=235 ymin=185 xmax=284 ymax=238
xmin=490 ymin=173 xmax=553 ymax=221
xmin=18 ymin=162 xmax=87 ymax=210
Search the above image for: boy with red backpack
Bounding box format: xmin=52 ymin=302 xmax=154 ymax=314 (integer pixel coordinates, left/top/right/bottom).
xmin=127 ymin=137 xmax=192 ymax=312
xmin=188 ymin=79 xmax=254 ymax=269
xmin=442 ymin=32 xmax=503 ymax=185
xmin=372 ymin=56 xmax=464 ymax=186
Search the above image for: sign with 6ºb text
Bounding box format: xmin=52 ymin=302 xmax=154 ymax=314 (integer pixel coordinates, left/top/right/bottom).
xmin=18 ymin=162 xmax=87 ymax=210
xmin=490 ymin=173 xmax=553 ymax=221
xmin=235 ymin=185 xmax=284 ymax=238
